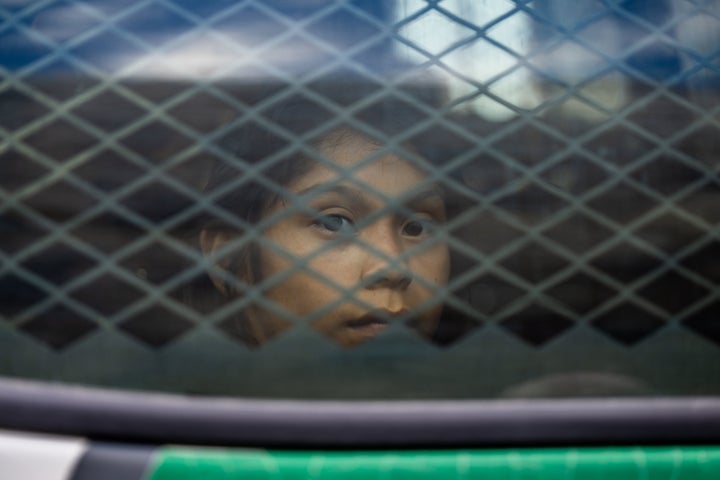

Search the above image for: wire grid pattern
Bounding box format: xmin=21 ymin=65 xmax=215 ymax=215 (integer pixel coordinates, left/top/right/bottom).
xmin=1 ymin=0 xmax=719 ymax=397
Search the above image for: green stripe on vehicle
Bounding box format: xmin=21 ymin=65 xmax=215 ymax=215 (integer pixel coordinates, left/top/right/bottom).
xmin=148 ymin=446 xmax=720 ymax=479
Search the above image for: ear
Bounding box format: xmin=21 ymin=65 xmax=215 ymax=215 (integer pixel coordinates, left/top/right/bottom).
xmin=199 ymin=228 xmax=245 ymax=297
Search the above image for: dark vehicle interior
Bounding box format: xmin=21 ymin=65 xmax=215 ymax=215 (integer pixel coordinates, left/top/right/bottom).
xmin=1 ymin=0 xmax=719 ymax=478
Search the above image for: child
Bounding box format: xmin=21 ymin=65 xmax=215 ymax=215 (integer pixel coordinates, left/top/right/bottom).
xmin=197 ymin=84 xmax=474 ymax=347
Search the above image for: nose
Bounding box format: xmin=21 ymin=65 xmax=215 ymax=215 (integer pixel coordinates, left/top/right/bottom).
xmin=364 ymin=271 xmax=412 ymax=291
xmin=361 ymin=226 xmax=412 ymax=291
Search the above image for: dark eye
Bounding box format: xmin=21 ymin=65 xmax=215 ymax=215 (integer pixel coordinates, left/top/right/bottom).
xmin=402 ymin=219 xmax=434 ymax=237
xmin=315 ymin=214 xmax=357 ymax=235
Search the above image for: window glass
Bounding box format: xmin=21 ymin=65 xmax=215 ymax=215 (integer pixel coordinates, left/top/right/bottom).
xmin=1 ymin=0 xmax=719 ymax=399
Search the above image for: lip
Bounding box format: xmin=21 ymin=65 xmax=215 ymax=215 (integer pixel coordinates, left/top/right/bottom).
xmin=345 ymin=314 xmax=390 ymax=330
xmin=335 ymin=311 xmax=406 ymax=346
xmin=342 ymin=314 xmax=389 ymax=339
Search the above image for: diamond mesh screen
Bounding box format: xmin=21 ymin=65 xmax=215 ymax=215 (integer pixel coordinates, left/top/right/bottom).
xmin=1 ymin=0 xmax=719 ymax=399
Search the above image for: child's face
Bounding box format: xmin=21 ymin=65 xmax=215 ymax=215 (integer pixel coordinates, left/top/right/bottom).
xmin=252 ymin=133 xmax=450 ymax=347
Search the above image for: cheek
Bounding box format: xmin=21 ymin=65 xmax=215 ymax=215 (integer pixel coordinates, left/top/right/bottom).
xmin=259 ymin=241 xmax=362 ymax=308
xmin=305 ymin=246 xmax=363 ymax=286
xmin=257 ymin=242 xmax=289 ymax=282
xmin=415 ymin=244 xmax=450 ymax=286
xmin=258 ymin=225 xmax=315 ymax=277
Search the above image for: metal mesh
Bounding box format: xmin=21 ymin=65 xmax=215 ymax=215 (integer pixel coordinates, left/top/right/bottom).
xmin=1 ymin=0 xmax=719 ymax=398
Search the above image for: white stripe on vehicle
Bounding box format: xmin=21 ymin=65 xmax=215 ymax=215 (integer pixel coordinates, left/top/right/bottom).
xmin=0 ymin=429 xmax=87 ymax=480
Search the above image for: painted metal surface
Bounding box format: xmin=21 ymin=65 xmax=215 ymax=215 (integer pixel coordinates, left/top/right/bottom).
xmin=149 ymin=446 xmax=720 ymax=480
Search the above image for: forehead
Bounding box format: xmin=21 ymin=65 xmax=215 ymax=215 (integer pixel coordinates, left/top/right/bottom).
xmin=287 ymin=132 xmax=431 ymax=195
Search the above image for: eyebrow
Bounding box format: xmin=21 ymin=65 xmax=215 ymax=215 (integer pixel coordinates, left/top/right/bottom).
xmin=295 ymin=183 xmax=363 ymax=202
xmin=405 ymin=185 xmax=445 ymax=205
xmin=294 ymin=182 xmax=443 ymax=207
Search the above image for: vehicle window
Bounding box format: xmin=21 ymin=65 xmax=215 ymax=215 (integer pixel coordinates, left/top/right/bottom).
xmin=1 ymin=0 xmax=719 ymax=399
